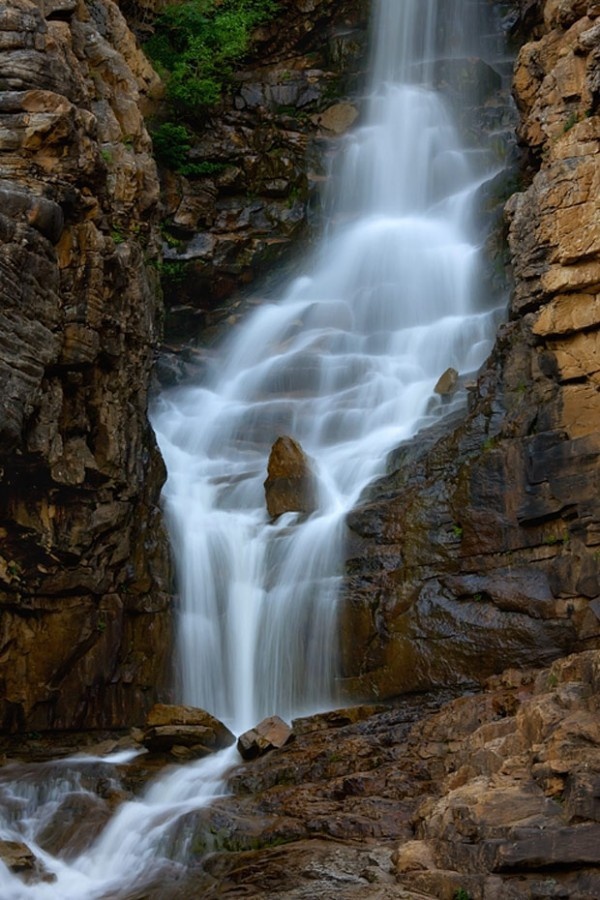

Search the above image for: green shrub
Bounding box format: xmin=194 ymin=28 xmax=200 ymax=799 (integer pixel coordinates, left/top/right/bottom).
xmin=151 ymin=122 xmax=229 ymax=176
xmin=151 ymin=122 xmax=192 ymax=169
xmin=145 ymin=0 xmax=277 ymax=115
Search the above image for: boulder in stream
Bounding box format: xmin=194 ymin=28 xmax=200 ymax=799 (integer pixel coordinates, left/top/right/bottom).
xmin=0 ymin=840 xmax=55 ymax=884
xmin=434 ymin=366 xmax=459 ymax=396
xmin=142 ymin=704 xmax=235 ymax=758
xmin=264 ymin=435 xmax=317 ymax=519
xmin=237 ymin=715 xmax=294 ymax=760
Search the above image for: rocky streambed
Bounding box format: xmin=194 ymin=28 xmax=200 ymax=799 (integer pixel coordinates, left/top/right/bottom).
xmin=1 ymin=649 xmax=599 ymax=898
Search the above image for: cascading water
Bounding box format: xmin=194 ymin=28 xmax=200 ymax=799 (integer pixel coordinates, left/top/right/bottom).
xmin=0 ymin=1 xmax=512 ymax=896
xmin=152 ymin=0 xmax=506 ymax=731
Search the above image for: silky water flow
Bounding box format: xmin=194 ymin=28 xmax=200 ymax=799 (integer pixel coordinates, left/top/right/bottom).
xmin=0 ymin=1 xmax=512 ymax=895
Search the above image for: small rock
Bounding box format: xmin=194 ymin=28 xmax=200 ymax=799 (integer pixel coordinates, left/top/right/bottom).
xmin=143 ymin=704 xmax=235 ymax=757
xmin=311 ymin=102 xmax=359 ymax=134
xmin=434 ymin=367 xmax=459 ymax=396
xmin=237 ymin=715 xmax=294 ymax=760
xmin=0 ymin=840 xmax=55 ymax=884
xmin=264 ymin=435 xmax=318 ymax=518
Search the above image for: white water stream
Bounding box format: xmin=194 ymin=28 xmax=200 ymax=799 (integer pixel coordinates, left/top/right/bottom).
xmin=0 ymin=1 xmax=511 ymax=895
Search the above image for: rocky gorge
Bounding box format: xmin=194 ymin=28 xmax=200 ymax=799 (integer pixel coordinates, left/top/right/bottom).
xmin=0 ymin=0 xmax=600 ymax=897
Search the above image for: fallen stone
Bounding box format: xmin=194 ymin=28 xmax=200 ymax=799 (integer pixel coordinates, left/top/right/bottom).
xmin=311 ymin=102 xmax=359 ymax=134
xmin=143 ymin=704 xmax=235 ymax=756
xmin=237 ymin=715 xmax=294 ymax=760
xmin=0 ymin=840 xmax=55 ymax=884
xmin=264 ymin=435 xmax=317 ymax=518
xmin=434 ymin=367 xmax=459 ymax=396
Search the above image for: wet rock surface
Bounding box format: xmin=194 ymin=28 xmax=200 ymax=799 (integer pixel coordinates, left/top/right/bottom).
xmin=264 ymin=435 xmax=318 ymax=518
xmin=237 ymin=715 xmax=294 ymax=760
xmin=143 ymin=704 xmax=236 ymax=759
xmin=129 ymin=651 xmax=600 ymax=898
xmin=0 ymin=839 xmax=55 ymax=884
xmin=0 ymin=652 xmax=598 ymax=897
xmin=338 ymin=0 xmax=600 ymax=701
xmin=152 ymin=0 xmax=371 ymax=346
xmin=0 ymin=0 xmax=171 ymax=732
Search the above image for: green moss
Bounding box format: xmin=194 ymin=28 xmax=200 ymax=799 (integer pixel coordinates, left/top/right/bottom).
xmin=563 ymin=111 xmax=580 ymax=133
xmin=157 ymin=259 xmax=189 ymax=285
xmin=179 ymin=160 xmax=228 ymax=177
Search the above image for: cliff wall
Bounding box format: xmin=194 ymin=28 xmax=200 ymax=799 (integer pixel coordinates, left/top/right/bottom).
xmin=340 ymin=0 xmax=600 ymax=698
xmin=1 ymin=0 xmax=598 ymax=732
xmin=0 ymin=0 xmax=171 ymax=732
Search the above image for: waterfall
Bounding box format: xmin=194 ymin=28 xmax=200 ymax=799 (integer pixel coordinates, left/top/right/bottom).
xmin=0 ymin=1 xmax=511 ymax=895
xmin=152 ymin=0 xmax=505 ymax=731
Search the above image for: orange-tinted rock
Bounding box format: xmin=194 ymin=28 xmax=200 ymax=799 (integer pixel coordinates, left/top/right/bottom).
xmin=264 ymin=436 xmax=318 ymax=518
xmin=143 ymin=705 xmax=235 ymax=757
xmin=434 ymin=367 xmax=459 ymax=396
xmin=0 ymin=0 xmax=171 ymax=733
xmin=237 ymin=715 xmax=294 ymax=760
xmin=337 ymin=0 xmax=600 ymax=702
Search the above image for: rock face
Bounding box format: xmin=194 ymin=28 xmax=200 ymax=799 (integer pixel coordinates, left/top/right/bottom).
xmin=142 ymin=704 xmax=235 ymax=758
xmin=264 ymin=435 xmax=318 ymax=518
xmin=124 ymin=650 xmax=600 ymax=898
xmin=152 ymin=0 xmax=371 ymax=345
xmin=338 ymin=0 xmax=600 ymax=700
xmin=237 ymin=715 xmax=294 ymax=760
xmin=0 ymin=0 xmax=171 ymax=732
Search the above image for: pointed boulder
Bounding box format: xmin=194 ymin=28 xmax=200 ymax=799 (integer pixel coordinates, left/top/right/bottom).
xmin=237 ymin=715 xmax=294 ymax=761
xmin=264 ymin=435 xmax=317 ymax=518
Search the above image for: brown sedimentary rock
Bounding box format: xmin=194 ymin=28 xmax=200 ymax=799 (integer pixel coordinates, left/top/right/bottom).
xmin=338 ymin=0 xmax=600 ymax=700
xmin=125 ymin=651 xmax=600 ymax=898
xmin=142 ymin=704 xmax=235 ymax=759
xmin=153 ymin=0 xmax=371 ymax=347
xmin=264 ymin=435 xmax=318 ymax=518
xmin=0 ymin=0 xmax=170 ymax=732
xmin=237 ymin=715 xmax=294 ymax=760
xmin=434 ymin=367 xmax=459 ymax=396
xmin=143 ymin=704 xmax=236 ymax=758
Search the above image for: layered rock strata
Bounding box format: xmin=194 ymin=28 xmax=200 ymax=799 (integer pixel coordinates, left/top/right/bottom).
xmin=0 ymin=0 xmax=171 ymax=732
xmin=339 ymin=0 xmax=600 ymax=699
xmin=152 ymin=0 xmax=371 ymax=347
xmin=48 ymin=649 xmax=592 ymax=899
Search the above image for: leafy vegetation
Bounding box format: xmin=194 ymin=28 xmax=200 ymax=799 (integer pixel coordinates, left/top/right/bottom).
xmin=150 ymin=122 xmax=192 ymax=169
xmin=145 ymin=0 xmax=277 ymax=115
xmin=453 ymin=890 xmax=471 ymax=900
xmin=156 ymin=259 xmax=188 ymax=285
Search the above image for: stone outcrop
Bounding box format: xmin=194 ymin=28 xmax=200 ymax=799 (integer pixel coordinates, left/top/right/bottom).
xmin=0 ymin=0 xmax=171 ymax=732
xmin=338 ymin=0 xmax=600 ymax=701
xmin=96 ymin=649 xmax=597 ymax=898
xmin=142 ymin=704 xmax=235 ymax=759
xmin=264 ymin=435 xmax=317 ymax=518
xmin=2 ymin=651 xmax=598 ymax=897
xmin=151 ymin=0 xmax=371 ymax=345
xmin=237 ymin=715 xmax=294 ymax=760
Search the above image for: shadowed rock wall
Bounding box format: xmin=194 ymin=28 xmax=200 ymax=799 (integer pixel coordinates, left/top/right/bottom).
xmin=0 ymin=0 xmax=172 ymax=732
xmin=340 ymin=0 xmax=600 ymax=699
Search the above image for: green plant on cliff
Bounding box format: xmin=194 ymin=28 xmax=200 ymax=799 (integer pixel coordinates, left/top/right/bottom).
xmin=453 ymin=890 xmax=471 ymax=900
xmin=145 ymin=0 xmax=277 ymax=115
xmin=151 ymin=122 xmax=192 ymax=169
